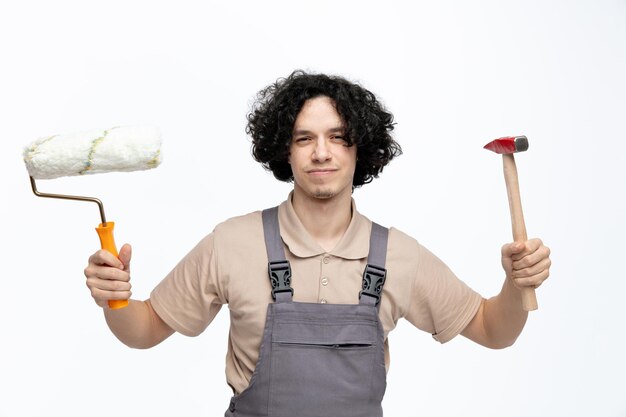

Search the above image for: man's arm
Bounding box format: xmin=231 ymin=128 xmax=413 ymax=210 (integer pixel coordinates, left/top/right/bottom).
xmin=103 ymin=299 xmax=174 ymax=349
xmin=461 ymin=238 xmax=551 ymax=349
xmin=84 ymin=244 xmax=175 ymax=349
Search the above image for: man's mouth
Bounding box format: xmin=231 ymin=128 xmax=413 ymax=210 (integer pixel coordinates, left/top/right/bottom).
xmin=307 ymin=168 xmax=337 ymax=176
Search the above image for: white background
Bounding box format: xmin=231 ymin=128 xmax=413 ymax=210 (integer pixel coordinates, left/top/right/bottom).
xmin=1 ymin=1 xmax=625 ymax=416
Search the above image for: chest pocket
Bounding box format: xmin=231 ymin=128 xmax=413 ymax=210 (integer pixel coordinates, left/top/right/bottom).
xmin=267 ymin=307 xmax=385 ymax=417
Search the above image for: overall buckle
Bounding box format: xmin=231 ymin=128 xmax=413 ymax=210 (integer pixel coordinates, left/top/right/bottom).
xmin=359 ymin=264 xmax=386 ymax=305
xmin=268 ymin=260 xmax=294 ymax=301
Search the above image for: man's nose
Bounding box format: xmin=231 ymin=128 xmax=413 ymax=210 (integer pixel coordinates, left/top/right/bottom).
xmin=313 ymin=138 xmax=331 ymax=161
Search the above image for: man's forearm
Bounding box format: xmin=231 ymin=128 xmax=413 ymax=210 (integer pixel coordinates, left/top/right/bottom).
xmin=103 ymin=299 xmax=173 ymax=349
xmin=482 ymin=278 xmax=529 ymax=348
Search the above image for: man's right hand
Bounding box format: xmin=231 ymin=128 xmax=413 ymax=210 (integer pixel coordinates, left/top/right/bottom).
xmin=84 ymin=243 xmax=133 ymax=308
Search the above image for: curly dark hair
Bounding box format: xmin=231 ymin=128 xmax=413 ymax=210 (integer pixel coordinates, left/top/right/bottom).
xmin=247 ymin=70 xmax=402 ymax=187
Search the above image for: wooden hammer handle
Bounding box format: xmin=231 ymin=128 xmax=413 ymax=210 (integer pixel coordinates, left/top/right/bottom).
xmin=502 ymin=154 xmax=538 ymax=311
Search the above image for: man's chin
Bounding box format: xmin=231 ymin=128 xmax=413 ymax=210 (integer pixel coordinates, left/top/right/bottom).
xmin=313 ymin=190 xmax=335 ymax=199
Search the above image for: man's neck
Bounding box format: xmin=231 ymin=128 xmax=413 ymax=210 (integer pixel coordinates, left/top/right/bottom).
xmin=291 ymin=188 xmax=353 ymax=253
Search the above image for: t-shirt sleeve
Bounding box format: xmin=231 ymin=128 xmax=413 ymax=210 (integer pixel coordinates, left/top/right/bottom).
xmin=405 ymin=243 xmax=483 ymax=344
xmin=150 ymin=233 xmax=226 ymax=337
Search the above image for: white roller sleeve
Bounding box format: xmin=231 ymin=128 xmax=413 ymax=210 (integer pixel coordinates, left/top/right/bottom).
xmin=23 ymin=126 xmax=162 ymax=180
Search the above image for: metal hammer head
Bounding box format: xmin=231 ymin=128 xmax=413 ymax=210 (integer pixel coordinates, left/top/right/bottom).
xmin=483 ymin=135 xmax=529 ymax=154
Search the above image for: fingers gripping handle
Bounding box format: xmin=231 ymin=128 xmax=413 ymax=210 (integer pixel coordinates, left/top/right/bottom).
xmin=503 ymin=154 xmax=538 ymax=312
xmin=95 ymin=222 xmax=129 ymax=309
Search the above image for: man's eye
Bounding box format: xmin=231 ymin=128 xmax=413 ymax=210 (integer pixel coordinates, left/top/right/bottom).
xmin=295 ymin=137 xmax=310 ymax=142
xmin=331 ymin=136 xmax=346 ymax=143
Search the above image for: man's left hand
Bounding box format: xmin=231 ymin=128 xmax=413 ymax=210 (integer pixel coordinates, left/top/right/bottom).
xmin=501 ymin=239 xmax=551 ymax=289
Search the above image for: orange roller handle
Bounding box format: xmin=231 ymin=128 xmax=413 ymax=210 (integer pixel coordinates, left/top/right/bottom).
xmin=95 ymin=222 xmax=129 ymax=309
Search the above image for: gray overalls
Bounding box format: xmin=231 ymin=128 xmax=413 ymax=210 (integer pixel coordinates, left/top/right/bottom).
xmin=225 ymin=207 xmax=389 ymax=417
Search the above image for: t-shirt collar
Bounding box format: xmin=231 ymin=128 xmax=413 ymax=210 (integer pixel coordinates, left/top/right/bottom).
xmin=278 ymin=191 xmax=370 ymax=260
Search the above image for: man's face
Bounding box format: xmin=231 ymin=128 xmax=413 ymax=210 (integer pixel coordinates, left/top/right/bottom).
xmin=289 ymin=96 xmax=357 ymax=201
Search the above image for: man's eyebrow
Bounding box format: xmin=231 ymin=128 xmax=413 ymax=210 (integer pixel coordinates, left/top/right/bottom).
xmin=292 ymin=129 xmax=312 ymax=136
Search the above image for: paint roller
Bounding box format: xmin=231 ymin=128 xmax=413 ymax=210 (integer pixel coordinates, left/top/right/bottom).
xmin=23 ymin=126 xmax=162 ymax=309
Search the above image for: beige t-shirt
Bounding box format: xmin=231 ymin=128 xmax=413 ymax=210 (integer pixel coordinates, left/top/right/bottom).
xmin=150 ymin=195 xmax=482 ymax=395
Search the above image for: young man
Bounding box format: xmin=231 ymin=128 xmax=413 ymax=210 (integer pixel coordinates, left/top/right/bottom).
xmin=85 ymin=71 xmax=551 ymax=416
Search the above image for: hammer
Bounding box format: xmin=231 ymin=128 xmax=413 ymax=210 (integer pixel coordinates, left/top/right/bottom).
xmin=484 ymin=135 xmax=538 ymax=311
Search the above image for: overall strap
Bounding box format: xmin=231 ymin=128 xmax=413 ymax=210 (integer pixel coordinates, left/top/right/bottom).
xmin=359 ymin=222 xmax=389 ymax=307
xmin=262 ymin=207 xmax=293 ymax=303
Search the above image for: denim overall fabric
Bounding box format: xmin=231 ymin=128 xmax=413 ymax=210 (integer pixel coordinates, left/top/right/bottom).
xmin=225 ymin=207 xmax=388 ymax=417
